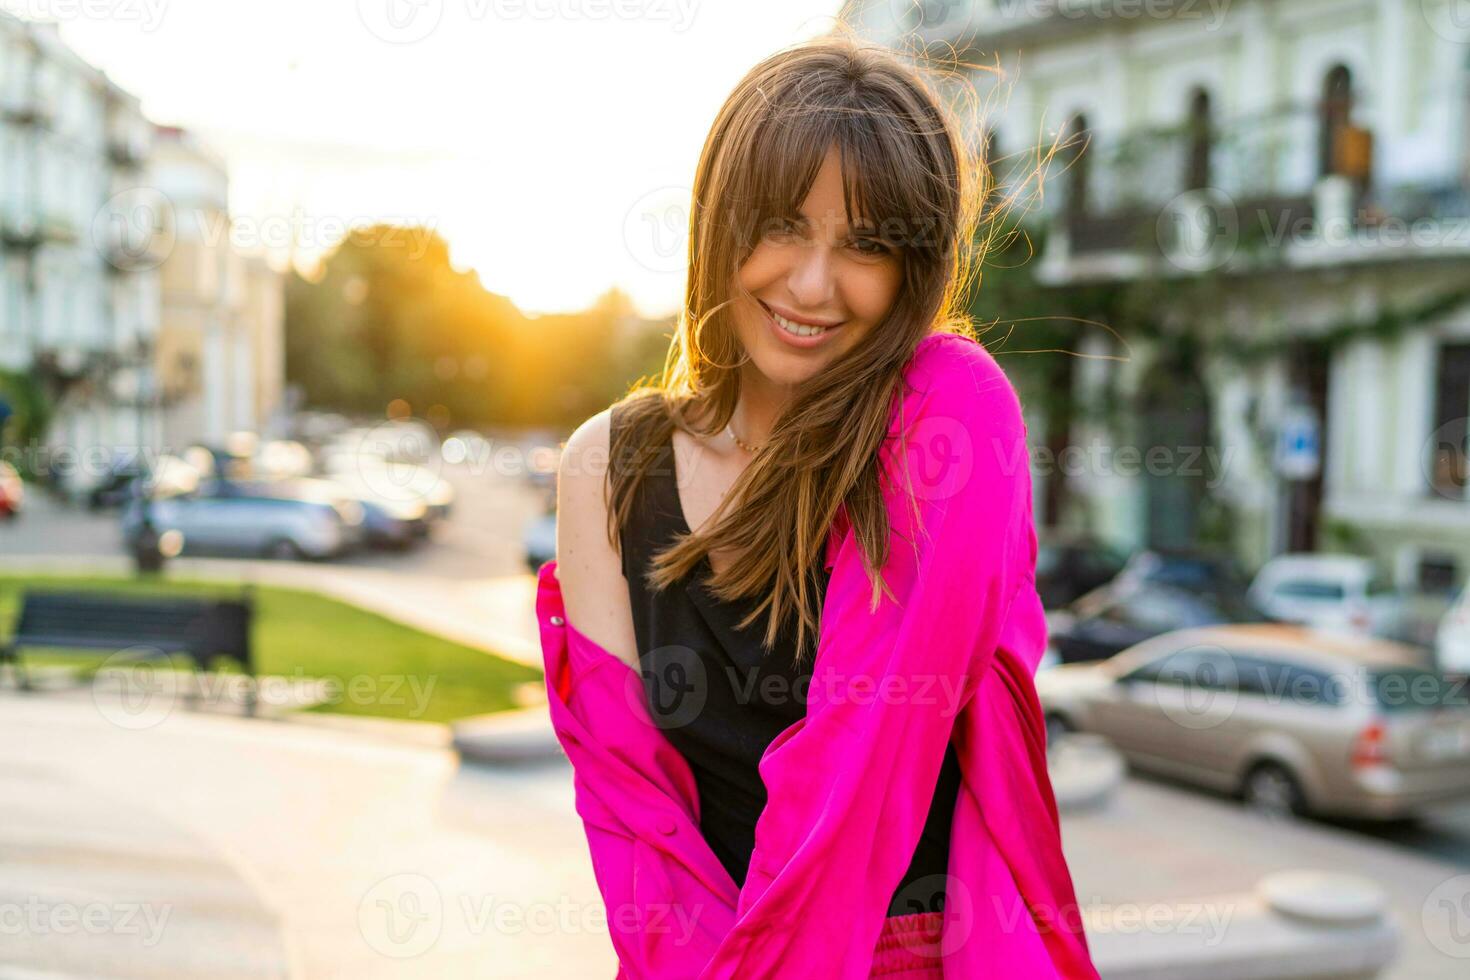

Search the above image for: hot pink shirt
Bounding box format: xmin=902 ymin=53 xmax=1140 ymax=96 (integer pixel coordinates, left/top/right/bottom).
xmin=537 ymin=332 xmax=1100 ymax=978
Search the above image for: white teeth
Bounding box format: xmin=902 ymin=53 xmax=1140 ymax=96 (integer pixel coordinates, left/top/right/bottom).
xmin=770 ymin=309 xmax=832 ymax=337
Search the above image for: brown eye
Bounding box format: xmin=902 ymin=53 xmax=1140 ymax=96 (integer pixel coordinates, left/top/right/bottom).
xmin=764 ymin=216 xmax=800 ymax=239
xmin=850 ymin=237 xmax=892 ymax=256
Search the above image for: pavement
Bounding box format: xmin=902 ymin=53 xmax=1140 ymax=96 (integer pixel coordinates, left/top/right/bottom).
xmin=8 ymin=680 xmax=1470 ymax=978
xmin=0 ymin=688 xmax=617 ymax=979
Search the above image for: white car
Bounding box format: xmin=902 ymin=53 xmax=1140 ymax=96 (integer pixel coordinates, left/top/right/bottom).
xmin=1436 ymin=586 xmax=1470 ymax=677
xmin=1247 ymin=553 xmax=1404 ymax=640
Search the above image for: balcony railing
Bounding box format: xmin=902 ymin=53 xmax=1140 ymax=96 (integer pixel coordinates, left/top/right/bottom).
xmin=1038 ymin=102 xmax=1468 ymax=274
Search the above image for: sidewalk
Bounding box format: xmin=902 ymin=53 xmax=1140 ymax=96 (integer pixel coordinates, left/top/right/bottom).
xmin=1063 ymin=775 xmax=1470 ymax=978
xmin=9 ymin=681 xmax=1470 ymax=978
xmin=2 ymin=757 xmax=295 ymax=978
xmin=0 ymin=688 xmax=616 ymax=979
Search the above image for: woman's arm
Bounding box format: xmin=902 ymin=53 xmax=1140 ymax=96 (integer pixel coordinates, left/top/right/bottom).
xmin=548 ymin=410 xmax=740 ymax=977
xmin=694 ymin=338 xmax=1062 ymax=978
xmin=556 ymin=409 xmax=641 ymax=671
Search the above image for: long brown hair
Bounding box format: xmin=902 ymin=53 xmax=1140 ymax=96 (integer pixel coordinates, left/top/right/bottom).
xmin=606 ymin=30 xmax=1036 ymax=664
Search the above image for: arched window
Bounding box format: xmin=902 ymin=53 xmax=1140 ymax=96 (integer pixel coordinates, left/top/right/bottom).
xmin=980 ymin=126 xmax=1002 ymax=216
xmin=1318 ymin=64 xmax=1353 ymax=177
xmin=1062 ymin=111 xmax=1090 ymax=220
xmin=1185 ymin=87 xmax=1212 ymax=191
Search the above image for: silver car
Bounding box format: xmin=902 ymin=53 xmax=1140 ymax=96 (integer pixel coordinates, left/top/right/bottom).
xmin=1039 ymin=624 xmax=1470 ymax=820
xmin=123 ymin=485 xmax=361 ymax=560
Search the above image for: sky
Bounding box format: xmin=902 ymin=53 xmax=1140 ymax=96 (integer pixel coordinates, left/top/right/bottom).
xmin=36 ymin=0 xmax=849 ymax=317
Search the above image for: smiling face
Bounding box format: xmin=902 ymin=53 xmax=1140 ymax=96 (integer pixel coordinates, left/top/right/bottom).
xmin=731 ymin=144 xmax=904 ymax=389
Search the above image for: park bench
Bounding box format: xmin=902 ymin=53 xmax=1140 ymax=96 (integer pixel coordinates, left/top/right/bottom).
xmin=0 ymin=590 xmax=256 ymax=713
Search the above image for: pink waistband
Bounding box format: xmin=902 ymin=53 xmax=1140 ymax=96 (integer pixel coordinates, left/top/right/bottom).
xmin=869 ymin=910 xmax=945 ymax=978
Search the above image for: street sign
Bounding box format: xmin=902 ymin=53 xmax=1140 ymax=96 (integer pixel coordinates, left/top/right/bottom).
xmin=1275 ymin=406 xmax=1321 ymax=481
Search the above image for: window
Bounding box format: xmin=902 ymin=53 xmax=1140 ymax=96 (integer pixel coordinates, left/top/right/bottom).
xmin=1152 ymin=648 xmax=1239 ymax=692
xmin=1062 ymin=111 xmax=1090 ymax=221
xmin=1098 ymin=587 xmax=1210 ymax=632
xmin=1274 ymin=579 xmax=1347 ymax=601
xmin=1319 ymin=64 xmax=1353 ymax=178
xmin=1185 ymin=87 xmax=1212 ymax=191
xmin=1370 ymin=669 xmax=1470 ymax=712
xmin=1234 ymin=654 xmax=1344 ymax=706
xmin=1429 ymin=342 xmax=1470 ymax=498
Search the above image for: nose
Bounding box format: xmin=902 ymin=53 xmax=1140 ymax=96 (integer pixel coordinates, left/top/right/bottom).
xmin=786 ymin=240 xmax=836 ymax=309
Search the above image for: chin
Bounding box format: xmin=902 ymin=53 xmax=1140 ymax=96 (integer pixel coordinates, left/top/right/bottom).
xmin=747 ymin=339 xmax=832 ymax=386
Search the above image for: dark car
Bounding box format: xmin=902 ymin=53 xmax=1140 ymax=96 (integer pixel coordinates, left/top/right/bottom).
xmin=1035 ymin=534 xmax=1128 ymax=610
xmin=1047 ymin=578 xmax=1268 ymax=666
xmin=86 ymin=455 xmax=151 ymax=510
xmin=1115 ymin=547 xmax=1252 ymax=594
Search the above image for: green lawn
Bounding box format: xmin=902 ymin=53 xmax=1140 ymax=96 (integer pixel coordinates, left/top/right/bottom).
xmin=0 ymin=574 xmax=544 ymax=724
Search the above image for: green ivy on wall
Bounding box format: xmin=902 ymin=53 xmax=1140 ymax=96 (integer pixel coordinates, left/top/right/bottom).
xmin=0 ymin=370 xmax=54 ymax=478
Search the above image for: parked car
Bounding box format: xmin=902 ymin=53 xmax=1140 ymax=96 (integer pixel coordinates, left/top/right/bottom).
xmin=321 ymin=454 xmax=454 ymax=523
xmin=79 ymin=452 xmax=150 ymax=510
xmin=1116 ymin=547 xmax=1253 ymax=594
xmin=320 ymin=470 xmax=431 ymax=549
xmin=1047 ymin=579 xmax=1266 ymax=665
xmin=1038 ymin=624 xmax=1470 ymax=820
xmin=1035 ymin=533 xmax=1128 ymax=610
xmin=1435 ymin=584 xmax=1470 ymax=678
xmin=1248 ymin=553 xmax=1405 ymax=640
xmin=0 ymin=462 xmax=22 ymax=519
xmin=122 ymin=478 xmax=363 ymax=560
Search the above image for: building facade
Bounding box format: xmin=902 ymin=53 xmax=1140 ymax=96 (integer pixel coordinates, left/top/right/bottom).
xmin=0 ymin=13 xmax=159 ymax=466
xmin=0 ymin=12 xmax=284 ymax=482
xmin=851 ymin=0 xmax=1470 ymax=587
xmin=149 ymin=125 xmax=286 ymax=450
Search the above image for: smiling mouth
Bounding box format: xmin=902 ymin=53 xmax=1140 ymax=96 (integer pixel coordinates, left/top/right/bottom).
xmin=760 ymin=301 xmax=843 ymax=337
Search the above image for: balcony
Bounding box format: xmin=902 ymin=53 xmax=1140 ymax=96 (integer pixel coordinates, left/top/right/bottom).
xmin=107 ymin=118 xmax=152 ymax=168
xmin=1 ymin=210 xmax=79 ymax=251
xmin=876 ymin=0 xmax=1202 ymax=53
xmin=1036 ymin=106 xmax=1468 ymax=283
xmin=0 ymin=87 xmax=57 ymax=128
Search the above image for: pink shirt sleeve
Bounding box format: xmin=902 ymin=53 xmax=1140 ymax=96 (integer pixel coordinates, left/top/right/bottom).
xmin=694 ymin=335 xmax=1044 ymax=978
xmin=538 ymin=573 xmax=740 ymax=977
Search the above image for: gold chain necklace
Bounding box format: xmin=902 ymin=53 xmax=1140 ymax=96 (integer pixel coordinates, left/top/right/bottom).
xmin=724 ymin=422 xmax=762 ymax=454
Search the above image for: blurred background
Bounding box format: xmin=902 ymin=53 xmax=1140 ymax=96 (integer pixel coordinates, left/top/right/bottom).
xmin=3 ymin=0 xmax=1470 ymax=977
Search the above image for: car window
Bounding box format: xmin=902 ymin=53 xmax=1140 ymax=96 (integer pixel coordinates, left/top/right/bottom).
xmin=1369 ymin=669 xmax=1470 ymax=713
xmin=1124 ymin=646 xmax=1236 ymax=690
xmin=1366 ymin=575 xmax=1397 ymax=597
xmin=1097 ymin=590 xmax=1192 ymax=632
xmin=1227 ymin=654 xmax=1342 ymax=705
xmin=1081 ymin=550 xmax=1123 ymax=578
xmin=1273 ymin=579 xmax=1346 ymax=601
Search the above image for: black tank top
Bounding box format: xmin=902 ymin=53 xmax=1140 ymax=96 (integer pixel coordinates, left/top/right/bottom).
xmin=611 ymin=402 xmax=963 ymax=917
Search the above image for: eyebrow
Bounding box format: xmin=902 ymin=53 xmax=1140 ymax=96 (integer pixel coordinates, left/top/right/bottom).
xmin=785 ymin=209 xmax=884 ymax=236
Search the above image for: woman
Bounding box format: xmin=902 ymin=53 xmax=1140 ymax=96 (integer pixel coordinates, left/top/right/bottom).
xmin=540 ymin=33 xmax=1098 ymax=979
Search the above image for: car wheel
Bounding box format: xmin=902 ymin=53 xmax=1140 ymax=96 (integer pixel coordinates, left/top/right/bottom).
xmin=266 ymin=538 xmax=304 ymax=561
xmin=1242 ymin=761 xmax=1305 ymax=819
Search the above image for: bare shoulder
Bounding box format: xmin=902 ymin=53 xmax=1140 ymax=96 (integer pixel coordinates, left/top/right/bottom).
xmin=555 ymin=406 xmax=639 ymax=669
